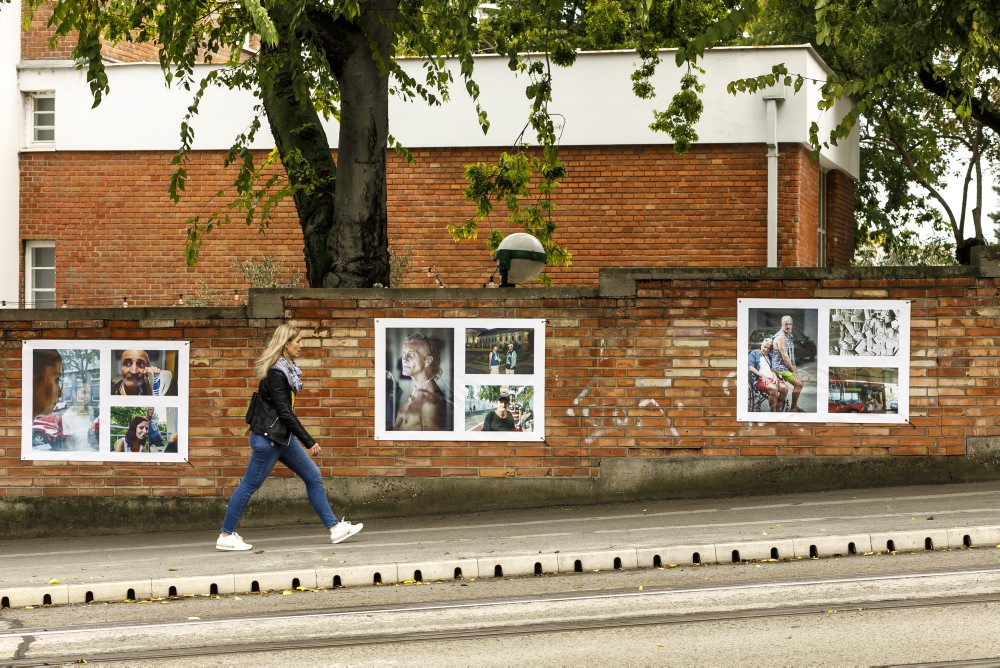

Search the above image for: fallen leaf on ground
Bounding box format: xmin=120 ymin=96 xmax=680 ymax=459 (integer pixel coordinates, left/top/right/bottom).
xmin=47 ymin=579 xmax=61 ymax=585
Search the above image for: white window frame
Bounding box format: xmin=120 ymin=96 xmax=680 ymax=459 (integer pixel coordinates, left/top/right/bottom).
xmin=24 ymin=92 xmax=56 ymax=148
xmin=25 ymin=240 xmax=56 ymax=309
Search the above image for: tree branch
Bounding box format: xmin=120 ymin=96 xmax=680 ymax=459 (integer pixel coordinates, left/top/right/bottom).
xmin=880 ymin=109 xmax=960 ymax=240
xmin=918 ymin=68 xmax=1000 ymax=135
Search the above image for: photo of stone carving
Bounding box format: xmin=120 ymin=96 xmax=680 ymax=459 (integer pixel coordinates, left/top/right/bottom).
xmin=829 ymin=309 xmax=901 ymax=356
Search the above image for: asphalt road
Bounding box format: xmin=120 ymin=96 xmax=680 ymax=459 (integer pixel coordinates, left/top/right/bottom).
xmin=5 ymin=543 xmax=1000 ymax=666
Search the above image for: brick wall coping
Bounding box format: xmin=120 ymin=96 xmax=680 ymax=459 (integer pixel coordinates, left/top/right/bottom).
xmin=599 ymin=247 xmax=1000 ymax=297
xmin=4 ymin=248 xmax=1000 ymax=322
xmin=599 ymin=265 xmax=980 ymax=297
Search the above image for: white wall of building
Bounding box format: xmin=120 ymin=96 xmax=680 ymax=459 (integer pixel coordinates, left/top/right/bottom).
xmin=15 ymin=45 xmax=859 ymax=178
xmin=0 ymin=0 xmax=21 ymax=308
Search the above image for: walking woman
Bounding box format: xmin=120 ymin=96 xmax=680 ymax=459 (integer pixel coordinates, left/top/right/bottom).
xmin=217 ymin=323 xmax=363 ymax=551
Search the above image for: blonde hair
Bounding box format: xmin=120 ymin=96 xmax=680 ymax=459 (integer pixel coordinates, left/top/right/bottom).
xmin=255 ymin=323 xmax=302 ymax=379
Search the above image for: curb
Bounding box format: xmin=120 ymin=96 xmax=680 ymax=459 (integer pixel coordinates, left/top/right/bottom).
xmin=4 ymin=525 xmax=999 ymax=609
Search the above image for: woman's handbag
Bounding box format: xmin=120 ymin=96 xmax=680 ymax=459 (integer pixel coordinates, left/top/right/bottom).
xmin=245 ymin=392 xmax=259 ymax=425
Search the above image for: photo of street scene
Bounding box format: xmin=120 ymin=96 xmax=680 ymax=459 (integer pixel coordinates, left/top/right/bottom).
xmin=828 ymin=367 xmax=900 ymax=414
xmin=29 ymin=348 xmax=100 ymax=453
xmin=464 ymin=384 xmax=535 ymax=433
xmin=829 ymin=308 xmax=902 ymax=357
xmin=463 ymin=328 xmax=535 ymax=375
xmin=745 ymin=308 xmax=819 ymax=413
xmin=106 ymin=406 xmax=180 ymax=453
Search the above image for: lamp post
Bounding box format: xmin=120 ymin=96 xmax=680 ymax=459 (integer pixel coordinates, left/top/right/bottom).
xmin=493 ymin=233 xmax=547 ymax=288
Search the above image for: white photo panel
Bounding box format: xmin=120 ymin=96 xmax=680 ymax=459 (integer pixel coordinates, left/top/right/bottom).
xmin=22 ymin=340 xmax=190 ymax=462
xmin=376 ymin=318 xmax=545 ymax=441
xmin=737 ymin=299 xmax=910 ymax=423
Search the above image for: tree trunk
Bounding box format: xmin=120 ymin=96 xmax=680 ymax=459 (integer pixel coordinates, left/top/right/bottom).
xmin=260 ymin=2 xmax=398 ymax=288
xmin=321 ymin=2 xmax=396 ymax=288
xmin=259 ymin=51 xmax=337 ymax=288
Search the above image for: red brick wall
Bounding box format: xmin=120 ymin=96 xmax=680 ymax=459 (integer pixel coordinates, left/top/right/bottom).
xmin=0 ymin=269 xmax=997 ymax=499
xmin=20 ymin=144 xmax=851 ymax=306
xmin=101 ymin=41 xmax=163 ymax=64
xmin=776 ymin=144 xmax=820 ymax=267
xmin=826 ymin=169 xmax=856 ymax=267
xmin=20 ymin=2 xmax=76 ymax=60
xmin=20 ymin=151 xmax=303 ymax=308
xmin=21 ymin=2 xmax=242 ymax=64
xmin=101 ymin=41 xmax=244 ymax=65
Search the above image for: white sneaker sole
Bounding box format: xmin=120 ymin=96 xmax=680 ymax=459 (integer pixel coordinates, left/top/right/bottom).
xmin=330 ymin=526 xmax=363 ymax=544
xmin=216 ymin=544 xmax=252 ymax=551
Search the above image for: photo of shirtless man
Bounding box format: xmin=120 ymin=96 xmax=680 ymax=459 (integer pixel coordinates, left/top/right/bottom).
xmin=392 ymin=333 xmax=448 ymax=431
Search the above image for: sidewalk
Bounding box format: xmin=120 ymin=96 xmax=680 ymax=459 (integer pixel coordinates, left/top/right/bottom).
xmin=3 ymin=482 xmax=1000 ymax=607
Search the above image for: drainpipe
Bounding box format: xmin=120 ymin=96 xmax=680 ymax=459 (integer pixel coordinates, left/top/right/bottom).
xmin=762 ymin=86 xmax=786 ymax=267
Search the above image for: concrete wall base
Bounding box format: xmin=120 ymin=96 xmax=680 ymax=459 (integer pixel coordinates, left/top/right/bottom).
xmin=5 ymin=451 xmax=1000 ymax=539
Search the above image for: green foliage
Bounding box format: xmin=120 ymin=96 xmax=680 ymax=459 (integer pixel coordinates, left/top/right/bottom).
xmin=109 ymin=407 xmax=166 ymax=436
xmin=853 ymin=232 xmax=957 ymax=267
xmin=21 ymin=0 xmax=488 ymax=287
xmin=456 ymin=0 xmax=737 ymax=278
xmin=734 ymin=0 xmax=1000 ymax=262
xmin=992 ymin=182 xmax=1000 ymax=241
xmin=455 ymin=148 xmax=571 ymax=284
xmin=476 ymin=384 xmax=535 ymax=406
xmin=650 ymin=69 xmax=704 ymax=153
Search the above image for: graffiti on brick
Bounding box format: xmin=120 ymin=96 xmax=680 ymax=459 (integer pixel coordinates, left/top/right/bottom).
xmin=564 ymin=331 xmax=679 ymax=444
xmin=567 ymin=389 xmax=677 ymax=445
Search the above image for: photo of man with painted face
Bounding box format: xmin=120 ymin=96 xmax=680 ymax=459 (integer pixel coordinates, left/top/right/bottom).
xmin=110 ymin=349 xmax=177 ymax=396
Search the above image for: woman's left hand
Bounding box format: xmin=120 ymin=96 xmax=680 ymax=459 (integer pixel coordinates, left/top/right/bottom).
xmin=308 ymin=443 xmax=321 ymax=456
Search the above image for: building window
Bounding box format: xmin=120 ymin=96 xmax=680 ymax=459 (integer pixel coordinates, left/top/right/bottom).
xmin=25 ymin=241 xmax=56 ymax=308
xmin=27 ymin=93 xmax=55 ymax=145
xmin=817 ymin=170 xmax=828 ymax=267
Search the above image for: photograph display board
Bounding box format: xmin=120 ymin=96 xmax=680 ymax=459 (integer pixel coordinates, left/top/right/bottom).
xmin=22 ymin=340 xmax=190 ymax=461
xmin=375 ymin=319 xmax=545 ymax=441
xmin=737 ymin=299 xmax=910 ymax=423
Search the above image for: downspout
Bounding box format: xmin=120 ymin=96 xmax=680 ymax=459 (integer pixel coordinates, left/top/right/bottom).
xmin=763 ymin=86 xmax=785 ymax=267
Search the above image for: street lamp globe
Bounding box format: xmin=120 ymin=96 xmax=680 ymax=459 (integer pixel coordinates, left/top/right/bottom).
xmin=494 ymin=233 xmax=547 ymax=287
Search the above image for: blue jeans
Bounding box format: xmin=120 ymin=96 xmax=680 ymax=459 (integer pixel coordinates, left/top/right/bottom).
xmin=220 ymin=433 xmax=337 ymax=533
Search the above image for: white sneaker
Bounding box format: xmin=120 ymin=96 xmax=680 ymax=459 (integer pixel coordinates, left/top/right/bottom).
xmin=216 ymin=532 xmax=252 ymax=551
xmin=330 ymin=520 xmax=363 ymax=544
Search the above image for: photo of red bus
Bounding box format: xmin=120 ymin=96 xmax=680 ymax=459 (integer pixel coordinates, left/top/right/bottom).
xmin=828 ymin=378 xmax=888 ymax=414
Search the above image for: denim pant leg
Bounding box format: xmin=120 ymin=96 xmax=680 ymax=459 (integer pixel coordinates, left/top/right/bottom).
xmin=279 ymin=436 xmax=338 ymax=528
xmin=220 ymin=433 xmax=281 ymax=533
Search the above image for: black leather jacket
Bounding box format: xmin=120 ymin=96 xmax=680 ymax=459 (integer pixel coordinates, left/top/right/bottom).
xmin=249 ymin=368 xmax=315 ymax=447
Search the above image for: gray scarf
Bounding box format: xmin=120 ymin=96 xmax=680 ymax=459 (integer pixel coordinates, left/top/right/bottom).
xmin=273 ymin=356 xmax=303 ymax=393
